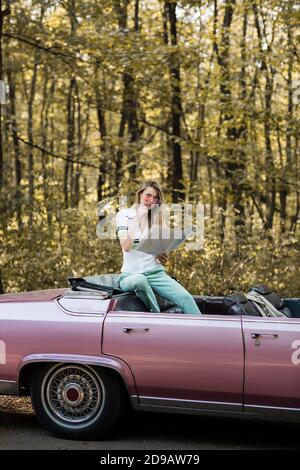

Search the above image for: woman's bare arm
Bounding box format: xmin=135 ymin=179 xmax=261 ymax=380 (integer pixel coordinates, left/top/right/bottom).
xmin=120 ymin=236 xmax=134 ymax=252
xmin=119 ymin=206 xmax=149 ymax=252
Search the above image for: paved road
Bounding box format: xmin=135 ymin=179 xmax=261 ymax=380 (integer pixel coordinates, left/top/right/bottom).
xmin=0 ymin=397 xmax=299 ymax=450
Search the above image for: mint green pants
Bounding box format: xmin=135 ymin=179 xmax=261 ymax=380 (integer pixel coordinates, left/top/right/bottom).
xmin=118 ymin=268 xmax=201 ymax=314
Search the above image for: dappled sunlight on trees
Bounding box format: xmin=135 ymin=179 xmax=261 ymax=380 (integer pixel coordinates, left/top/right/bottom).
xmin=0 ymin=0 xmax=299 ymax=295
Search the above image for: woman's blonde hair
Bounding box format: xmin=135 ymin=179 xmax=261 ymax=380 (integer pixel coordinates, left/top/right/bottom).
xmin=133 ymin=180 xmax=166 ymax=227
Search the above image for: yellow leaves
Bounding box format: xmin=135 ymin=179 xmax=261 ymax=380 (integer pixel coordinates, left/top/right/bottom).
xmin=45 ymin=7 xmax=68 ymax=31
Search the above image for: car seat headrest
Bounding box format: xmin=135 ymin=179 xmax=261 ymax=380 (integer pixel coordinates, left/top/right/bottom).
xmin=223 ymin=292 xmax=260 ymax=316
xmin=223 ymin=292 xmax=248 ymax=310
xmin=249 ymin=284 xmax=272 ymax=295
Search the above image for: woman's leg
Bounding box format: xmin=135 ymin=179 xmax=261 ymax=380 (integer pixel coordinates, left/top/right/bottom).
xmin=119 ymin=273 xmax=160 ymax=312
xmin=145 ymin=269 xmax=202 ymax=314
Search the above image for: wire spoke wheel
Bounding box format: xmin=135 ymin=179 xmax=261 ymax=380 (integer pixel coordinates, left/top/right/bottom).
xmin=31 ymin=363 xmax=123 ymax=440
xmin=44 ymin=365 xmax=103 ymax=425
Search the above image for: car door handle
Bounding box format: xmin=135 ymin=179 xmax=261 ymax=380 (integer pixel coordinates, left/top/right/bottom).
xmin=123 ymin=327 xmax=150 ymax=333
xmin=251 ymin=333 xmax=278 ymax=339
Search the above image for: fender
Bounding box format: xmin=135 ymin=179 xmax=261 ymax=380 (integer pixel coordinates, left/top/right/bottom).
xmin=17 ymin=353 xmax=137 ymax=397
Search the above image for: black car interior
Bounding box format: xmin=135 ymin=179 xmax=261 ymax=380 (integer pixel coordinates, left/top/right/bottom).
xmin=68 ymin=276 xmax=298 ymax=317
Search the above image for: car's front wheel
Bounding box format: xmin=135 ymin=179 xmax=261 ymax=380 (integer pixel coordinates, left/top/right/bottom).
xmin=31 ymin=363 xmax=123 ymax=440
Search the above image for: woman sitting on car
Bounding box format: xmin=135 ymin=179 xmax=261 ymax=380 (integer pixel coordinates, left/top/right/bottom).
xmin=115 ymin=180 xmax=201 ymax=314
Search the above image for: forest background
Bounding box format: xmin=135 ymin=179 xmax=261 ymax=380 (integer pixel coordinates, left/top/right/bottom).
xmin=0 ymin=0 xmax=299 ymax=296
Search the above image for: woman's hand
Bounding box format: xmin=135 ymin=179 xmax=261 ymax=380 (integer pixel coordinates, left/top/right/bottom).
xmin=136 ymin=204 xmax=149 ymax=220
xmin=156 ymin=252 xmax=169 ymax=265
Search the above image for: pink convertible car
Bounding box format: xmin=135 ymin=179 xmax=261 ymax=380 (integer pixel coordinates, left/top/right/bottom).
xmin=0 ymin=275 xmax=300 ymax=440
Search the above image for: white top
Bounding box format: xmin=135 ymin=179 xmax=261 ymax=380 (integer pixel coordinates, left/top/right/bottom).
xmin=116 ymin=206 xmax=165 ymax=274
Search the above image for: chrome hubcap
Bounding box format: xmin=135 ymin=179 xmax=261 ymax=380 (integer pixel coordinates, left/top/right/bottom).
xmin=62 ymin=383 xmax=84 ymax=406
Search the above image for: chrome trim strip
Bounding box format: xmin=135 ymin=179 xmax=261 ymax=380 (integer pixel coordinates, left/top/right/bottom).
xmin=54 ymin=299 xmax=105 ymax=317
xmin=245 ymin=404 xmax=300 ymax=415
xmin=242 ymin=317 xmax=300 ymax=324
xmin=132 ymin=395 xmax=242 ymax=412
xmin=112 ymin=312 xmax=241 ymax=321
xmin=0 ymin=380 xmax=17 ymax=395
xmin=130 ymin=396 xmax=300 ymax=422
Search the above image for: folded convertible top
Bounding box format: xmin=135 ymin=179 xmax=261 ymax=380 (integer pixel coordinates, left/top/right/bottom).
xmin=68 ymin=277 xmax=114 ymax=294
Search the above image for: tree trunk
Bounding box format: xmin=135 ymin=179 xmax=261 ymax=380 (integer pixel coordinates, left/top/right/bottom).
xmin=40 ymin=72 xmax=55 ymax=228
xmin=7 ymin=66 xmax=22 ymax=229
xmin=0 ymin=1 xmax=10 ymax=189
xmin=0 ymin=270 xmax=4 ymax=294
xmin=280 ymin=8 xmax=294 ymax=233
xmin=124 ymin=72 xmax=139 ymax=180
xmin=95 ymin=66 xmax=108 ymax=203
xmin=165 ymin=1 xmax=184 ymax=203
xmin=162 ymin=4 xmax=173 ymax=190
xmin=290 ymin=136 xmax=299 ymax=233
xmin=71 ymin=78 xmax=81 ymax=207
xmin=64 ymin=0 xmax=79 ymax=208
xmin=64 ymin=77 xmax=75 ymax=208
xmin=115 ymin=102 xmax=126 ymax=189
xmin=114 ymin=0 xmax=141 ymax=184
xmin=264 ymin=74 xmax=276 ymax=230
xmin=216 ymin=0 xmax=247 ymax=240
xmin=252 ymin=0 xmax=276 ymax=230
xmin=27 ymin=51 xmax=38 ymax=227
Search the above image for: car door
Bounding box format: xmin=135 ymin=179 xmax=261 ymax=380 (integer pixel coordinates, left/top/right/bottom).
xmin=242 ymin=316 xmax=300 ymax=411
xmin=103 ymin=311 xmax=244 ymax=412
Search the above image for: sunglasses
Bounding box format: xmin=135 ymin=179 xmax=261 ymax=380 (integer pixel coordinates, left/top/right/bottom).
xmin=143 ymin=192 xmax=161 ymax=204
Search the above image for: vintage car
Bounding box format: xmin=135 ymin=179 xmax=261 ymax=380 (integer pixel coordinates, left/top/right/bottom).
xmin=0 ymin=275 xmax=300 ymax=440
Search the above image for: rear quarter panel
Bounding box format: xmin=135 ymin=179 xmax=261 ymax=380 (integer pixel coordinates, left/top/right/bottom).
xmin=0 ymin=300 xmax=104 ymax=382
